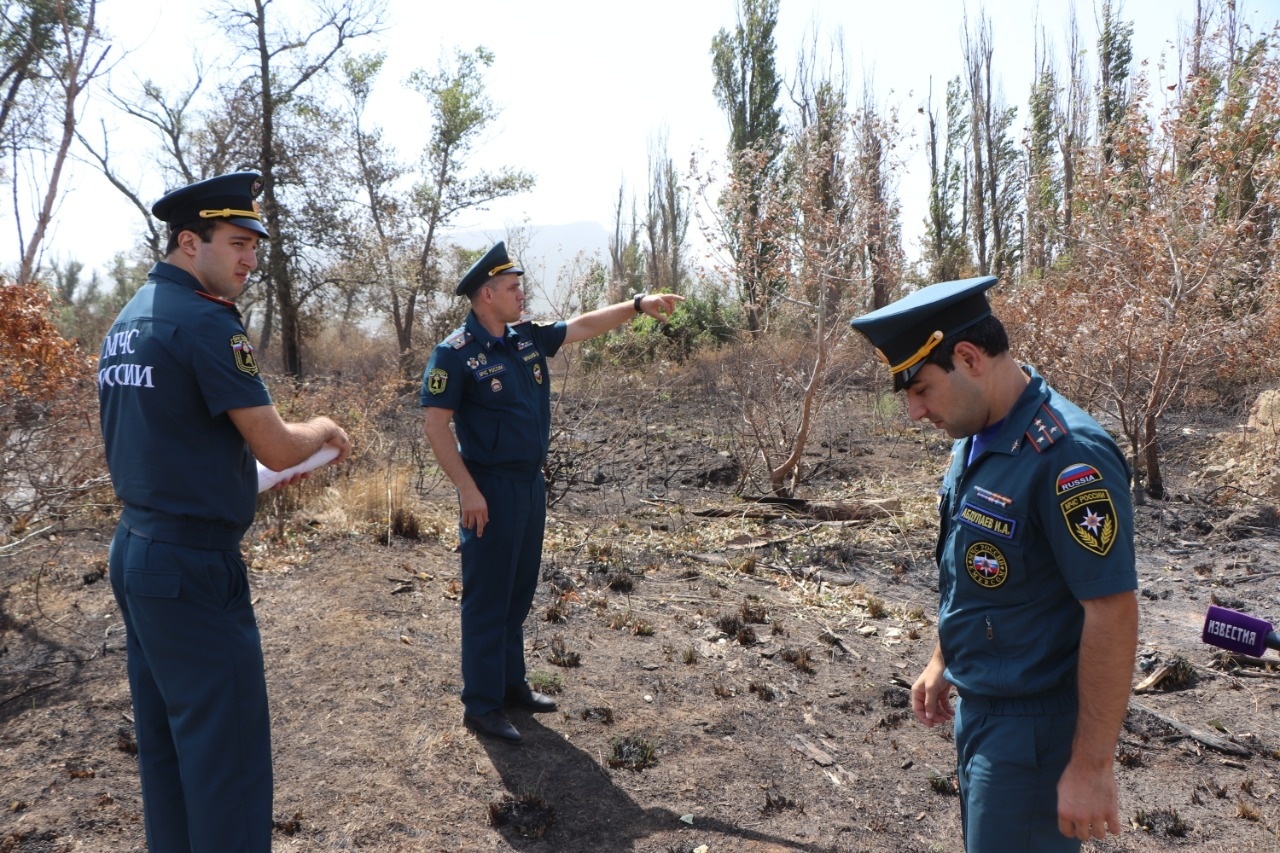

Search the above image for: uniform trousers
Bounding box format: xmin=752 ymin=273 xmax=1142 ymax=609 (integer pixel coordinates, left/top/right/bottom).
xmin=109 ymin=522 xmax=272 ymax=853
xmin=954 ymin=689 xmax=1080 ymax=853
xmin=458 ymin=469 xmax=545 ymax=715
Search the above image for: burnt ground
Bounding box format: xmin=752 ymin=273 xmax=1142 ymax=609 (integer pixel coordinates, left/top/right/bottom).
xmin=3 ymin=367 xmax=1280 ymax=853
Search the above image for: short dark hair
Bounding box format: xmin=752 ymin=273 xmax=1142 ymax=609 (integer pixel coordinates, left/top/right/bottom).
xmin=907 ymin=314 xmax=1010 ymax=387
xmin=164 ymin=218 xmax=221 ymax=254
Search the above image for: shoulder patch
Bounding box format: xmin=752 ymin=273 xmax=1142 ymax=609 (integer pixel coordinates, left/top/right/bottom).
xmin=1060 ymin=488 xmax=1118 ymax=556
xmin=445 ymin=329 xmax=473 ymax=349
xmin=1056 ymin=463 xmax=1103 ymax=495
xmin=230 ymin=334 xmax=259 ymax=376
xmin=1024 ymin=404 xmax=1069 ymax=453
xmin=427 ymin=368 xmax=448 ymax=395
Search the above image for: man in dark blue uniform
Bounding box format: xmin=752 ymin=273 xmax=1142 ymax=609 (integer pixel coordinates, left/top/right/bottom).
xmin=421 ymin=242 xmax=682 ymax=743
xmin=98 ymin=171 xmax=351 ymax=852
xmin=850 ymin=277 xmax=1138 ymax=852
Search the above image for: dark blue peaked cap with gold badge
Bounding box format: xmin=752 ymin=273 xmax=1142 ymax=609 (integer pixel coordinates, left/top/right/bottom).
xmin=849 ymin=275 xmax=999 ymax=391
xmin=456 ymin=241 xmax=524 ymax=297
xmin=152 ymin=171 xmax=269 ymax=238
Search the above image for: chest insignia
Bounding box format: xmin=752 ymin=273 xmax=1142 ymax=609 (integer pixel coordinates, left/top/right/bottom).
xmin=475 ymin=363 xmax=506 ymax=381
xmin=959 ymin=502 xmax=1017 ymax=539
xmin=516 ymin=339 xmax=534 ymax=351
xmin=230 ymin=334 xmax=259 ymax=376
xmin=1060 ymin=488 xmax=1118 ymax=556
xmin=521 ymin=348 xmax=542 ymax=363
xmin=490 ymin=377 xmax=503 ymax=393
xmin=973 ymin=486 xmax=1013 ymax=507
xmin=533 ymin=364 xmax=544 ymax=384
xmin=965 ymin=542 xmax=1008 ymax=589
xmin=1056 ymin=463 xmax=1102 ymax=495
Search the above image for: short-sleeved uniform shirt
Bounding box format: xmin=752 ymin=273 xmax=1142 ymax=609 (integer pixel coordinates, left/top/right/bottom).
xmin=97 ymin=262 xmax=272 ymax=534
xmin=936 ymin=366 xmax=1137 ymax=699
xmin=419 ymin=312 xmax=567 ymax=473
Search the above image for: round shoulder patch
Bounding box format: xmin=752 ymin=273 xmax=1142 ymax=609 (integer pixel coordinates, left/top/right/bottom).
xmin=965 ymin=542 xmax=1008 ymax=588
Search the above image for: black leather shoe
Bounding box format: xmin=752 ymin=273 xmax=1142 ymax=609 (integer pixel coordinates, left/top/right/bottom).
xmin=463 ymin=711 xmax=522 ymax=743
xmin=504 ymin=684 xmax=558 ymax=713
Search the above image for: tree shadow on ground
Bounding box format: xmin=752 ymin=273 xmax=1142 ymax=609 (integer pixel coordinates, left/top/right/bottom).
xmin=476 ymin=714 xmax=830 ymax=852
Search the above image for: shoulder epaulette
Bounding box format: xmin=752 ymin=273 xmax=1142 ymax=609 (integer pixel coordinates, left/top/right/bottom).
xmin=445 ymin=329 xmax=473 ymax=349
xmin=1024 ymin=403 xmax=1070 ymax=453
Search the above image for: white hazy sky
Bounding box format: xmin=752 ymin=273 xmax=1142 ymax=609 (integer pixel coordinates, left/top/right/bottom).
xmin=5 ymin=0 xmax=1277 ymax=280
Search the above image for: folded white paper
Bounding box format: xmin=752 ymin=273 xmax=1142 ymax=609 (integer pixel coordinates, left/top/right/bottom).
xmin=256 ymin=445 xmax=340 ymax=493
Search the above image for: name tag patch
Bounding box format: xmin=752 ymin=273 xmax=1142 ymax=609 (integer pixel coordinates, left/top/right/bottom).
xmin=959 ymin=501 xmax=1017 ymax=539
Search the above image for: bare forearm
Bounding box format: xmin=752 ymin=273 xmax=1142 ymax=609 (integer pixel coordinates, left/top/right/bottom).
xmin=229 ymin=406 xmax=350 ymax=471
xmin=563 ymin=293 xmax=684 ymax=345
xmin=1073 ymin=591 xmax=1139 ymax=766
xmin=423 ymin=414 xmax=477 ymax=495
xmin=563 ymin=300 xmax=639 ymax=344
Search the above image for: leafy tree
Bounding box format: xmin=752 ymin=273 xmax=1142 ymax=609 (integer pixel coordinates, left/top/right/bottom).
xmin=643 ymin=133 xmax=691 ymax=295
xmin=1025 ymin=35 xmax=1059 ymax=277
xmin=216 ymin=0 xmax=385 ymax=376
xmin=921 ymin=76 xmax=970 ymax=283
xmin=962 ymin=10 xmax=1021 ymax=278
xmin=393 ymin=45 xmax=535 ymax=377
xmin=711 ymin=0 xmax=783 ymax=330
xmin=608 ymin=181 xmax=644 ymax=304
xmin=4 ymin=0 xmax=109 ymax=284
xmin=1056 ymin=8 xmax=1090 ymax=249
xmin=1006 ymin=9 xmax=1280 ymax=501
xmin=1097 ymin=0 xmax=1134 ymax=166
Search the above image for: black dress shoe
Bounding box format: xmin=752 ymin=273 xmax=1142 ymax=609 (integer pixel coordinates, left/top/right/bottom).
xmin=504 ymin=685 xmax=558 ymax=713
xmin=463 ymin=711 xmax=522 ymax=743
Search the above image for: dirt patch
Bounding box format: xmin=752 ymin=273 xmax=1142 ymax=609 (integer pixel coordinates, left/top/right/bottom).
xmin=3 ymin=379 xmax=1280 ymax=852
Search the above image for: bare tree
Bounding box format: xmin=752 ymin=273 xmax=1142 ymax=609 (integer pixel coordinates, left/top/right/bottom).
xmin=217 ymin=0 xmax=385 ymax=376
xmin=11 ymin=0 xmax=110 ymax=284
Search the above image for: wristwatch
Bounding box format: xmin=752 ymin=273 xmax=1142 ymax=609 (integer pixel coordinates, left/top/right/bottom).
xmin=633 ymin=293 xmax=645 ymax=313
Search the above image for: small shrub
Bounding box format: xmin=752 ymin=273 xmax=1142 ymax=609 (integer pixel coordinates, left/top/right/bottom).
xmin=748 ymin=681 xmax=776 ymax=701
xmin=1134 ymin=807 xmax=1191 ymax=837
xmin=607 ymin=736 xmax=658 ymax=771
xmin=928 ymin=772 xmax=958 ymax=796
xmin=390 ymin=507 xmax=419 ymax=539
xmin=780 ymin=647 xmax=815 ymax=674
xmin=580 ymin=706 xmax=615 ymax=724
xmin=548 ymin=635 xmax=581 ymax=668
xmin=527 ymin=671 xmax=562 ymax=695
xmin=1116 ymin=746 xmax=1144 ymax=768
xmin=760 ymin=789 xmax=804 ymax=815
xmin=716 ymin=613 xmax=743 ymax=636
xmin=681 ymin=647 xmax=698 ymax=665
xmin=488 ymin=792 xmax=555 ymax=838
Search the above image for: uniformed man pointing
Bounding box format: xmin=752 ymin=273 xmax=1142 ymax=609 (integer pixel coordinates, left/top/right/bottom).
xmin=421 ymin=242 xmax=682 ymax=744
xmin=850 ymin=277 xmax=1139 ymax=852
xmin=98 ymin=171 xmax=351 ymax=852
